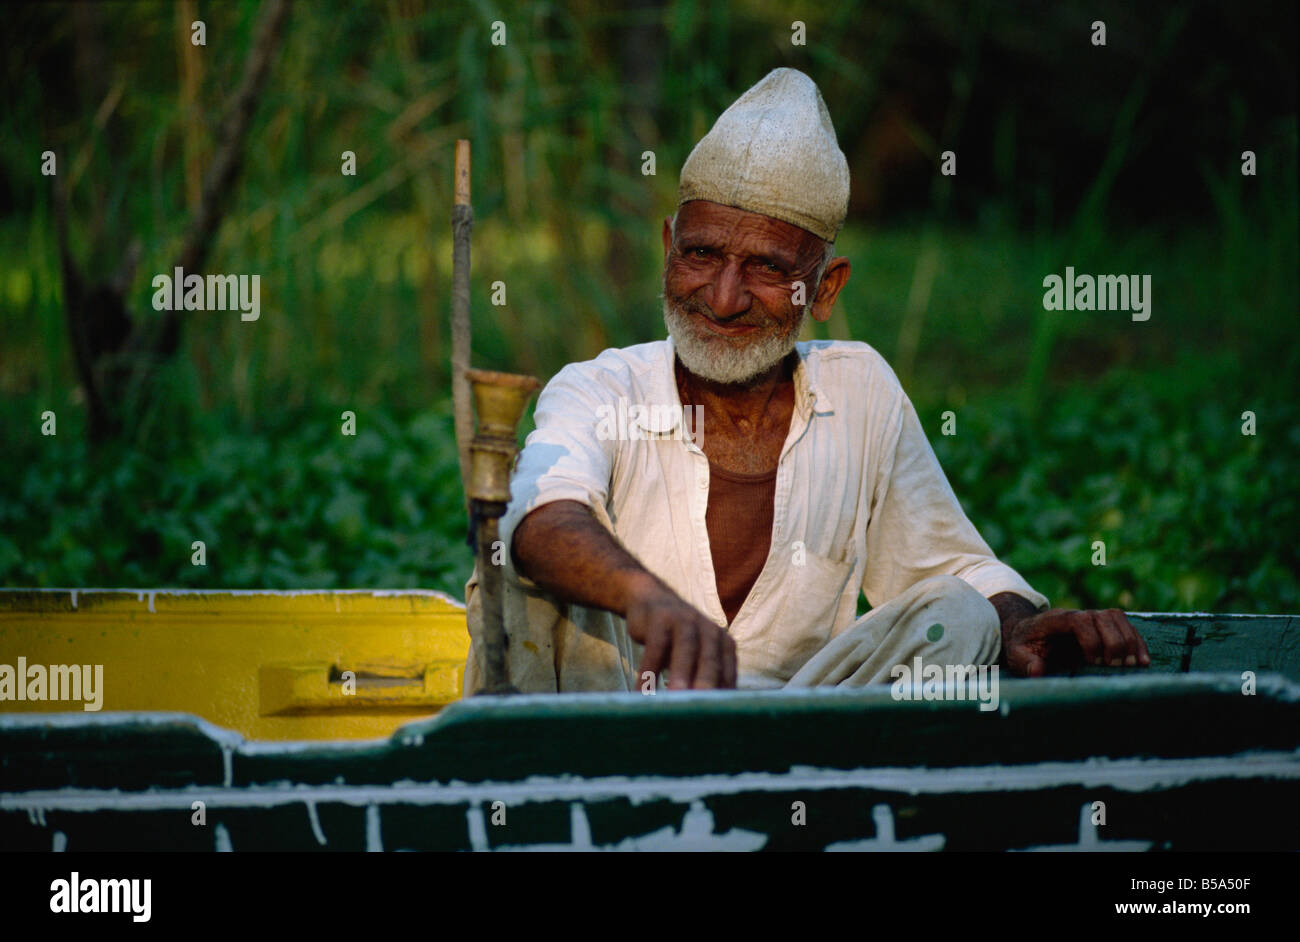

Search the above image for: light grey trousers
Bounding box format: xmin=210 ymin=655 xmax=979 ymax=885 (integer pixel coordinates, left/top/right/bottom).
xmin=465 ymin=571 xmax=1002 ymax=694
xmin=785 ymin=575 xmax=1002 ymax=687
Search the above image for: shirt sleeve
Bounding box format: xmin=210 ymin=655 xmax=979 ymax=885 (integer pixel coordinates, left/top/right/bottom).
xmin=862 ymin=388 xmax=1050 ymax=612
xmin=497 ymin=362 xmax=619 ymax=588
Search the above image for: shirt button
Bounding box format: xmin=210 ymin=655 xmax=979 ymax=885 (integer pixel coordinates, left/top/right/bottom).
xmin=697 ymin=477 xmax=708 ymax=489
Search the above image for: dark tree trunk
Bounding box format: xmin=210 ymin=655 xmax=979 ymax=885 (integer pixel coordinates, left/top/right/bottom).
xmin=54 ymin=0 xmax=291 ymax=440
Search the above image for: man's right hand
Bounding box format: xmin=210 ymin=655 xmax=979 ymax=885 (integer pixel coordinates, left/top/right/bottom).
xmin=624 ymin=580 xmax=737 ymax=690
xmin=513 ymin=500 xmax=737 ymax=691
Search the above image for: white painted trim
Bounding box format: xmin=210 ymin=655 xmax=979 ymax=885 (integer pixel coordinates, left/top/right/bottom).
xmin=1127 ymin=611 xmax=1297 ymax=620
xmin=2 ymin=751 xmax=1297 ymax=814
xmin=0 ymin=587 xmax=466 ymax=609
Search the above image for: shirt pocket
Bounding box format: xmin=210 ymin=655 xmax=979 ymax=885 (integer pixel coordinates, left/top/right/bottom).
xmin=754 ymin=549 xmax=856 ymax=683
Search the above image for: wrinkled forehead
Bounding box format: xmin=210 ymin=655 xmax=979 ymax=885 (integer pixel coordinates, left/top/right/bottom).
xmin=674 ymin=199 xmax=826 ymax=262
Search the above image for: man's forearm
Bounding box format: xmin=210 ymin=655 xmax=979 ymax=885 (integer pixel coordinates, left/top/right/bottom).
xmin=988 ymin=591 xmax=1039 ymax=664
xmin=513 ymin=499 xmax=736 ymax=688
xmin=511 ymin=499 xmax=669 ymax=616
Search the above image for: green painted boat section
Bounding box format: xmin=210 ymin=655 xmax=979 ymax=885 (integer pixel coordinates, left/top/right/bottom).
xmin=1 ymin=673 xmax=1298 ymax=852
xmin=3 ymin=673 xmax=1297 ymax=791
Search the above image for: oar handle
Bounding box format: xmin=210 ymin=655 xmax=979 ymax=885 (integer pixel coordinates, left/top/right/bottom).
xmin=454 ymin=139 xmax=471 ymax=207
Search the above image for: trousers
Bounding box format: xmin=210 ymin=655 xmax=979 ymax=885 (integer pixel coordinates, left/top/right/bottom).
xmin=785 ymin=574 xmax=1001 ymax=687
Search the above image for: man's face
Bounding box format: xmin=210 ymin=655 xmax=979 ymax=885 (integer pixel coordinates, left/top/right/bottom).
xmin=662 ymin=200 xmax=834 ymax=385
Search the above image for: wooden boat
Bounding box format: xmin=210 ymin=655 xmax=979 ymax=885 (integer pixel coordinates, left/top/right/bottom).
xmin=1 ymin=590 xmax=1296 ymax=851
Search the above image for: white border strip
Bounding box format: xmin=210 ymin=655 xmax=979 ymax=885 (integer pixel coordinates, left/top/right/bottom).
xmin=3 ymin=751 xmax=1297 ymax=813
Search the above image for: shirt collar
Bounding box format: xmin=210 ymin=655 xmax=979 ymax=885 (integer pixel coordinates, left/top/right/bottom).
xmin=645 ymin=336 xmax=834 ymax=433
xmin=794 ymin=344 xmax=835 ymax=416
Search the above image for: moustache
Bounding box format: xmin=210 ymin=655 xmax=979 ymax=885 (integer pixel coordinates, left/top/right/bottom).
xmin=671 ymin=295 xmax=771 ymax=331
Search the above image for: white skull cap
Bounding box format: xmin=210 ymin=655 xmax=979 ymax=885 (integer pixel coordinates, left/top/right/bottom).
xmin=678 ymin=68 xmax=850 ymax=242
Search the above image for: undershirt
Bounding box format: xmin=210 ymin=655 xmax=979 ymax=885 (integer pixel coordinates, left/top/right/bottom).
xmin=704 ymin=461 xmax=778 ymax=624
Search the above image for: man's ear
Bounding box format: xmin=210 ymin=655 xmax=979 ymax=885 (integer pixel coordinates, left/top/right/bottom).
xmin=809 ymin=258 xmax=850 ymax=323
xmin=662 ymin=217 xmax=674 ymax=258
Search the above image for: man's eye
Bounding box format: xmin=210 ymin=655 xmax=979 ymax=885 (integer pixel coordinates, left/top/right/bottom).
xmin=690 ymin=247 xmax=711 ymax=258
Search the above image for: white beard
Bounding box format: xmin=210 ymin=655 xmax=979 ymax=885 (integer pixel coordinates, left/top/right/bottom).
xmin=662 ymin=297 xmax=806 ymax=386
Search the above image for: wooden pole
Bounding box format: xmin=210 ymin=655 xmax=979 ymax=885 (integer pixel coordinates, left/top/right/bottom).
xmin=451 ymin=140 xmax=474 ymax=511
xmin=451 ymin=143 xmax=542 ymax=695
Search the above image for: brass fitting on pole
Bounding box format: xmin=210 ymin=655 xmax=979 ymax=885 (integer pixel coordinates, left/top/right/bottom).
xmin=465 ymin=368 xmax=541 ymax=696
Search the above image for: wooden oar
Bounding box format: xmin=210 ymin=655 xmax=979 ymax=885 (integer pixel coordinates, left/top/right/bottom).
xmin=451 ymin=140 xmax=474 ymax=511
xmin=450 ymin=140 xmax=542 ymax=695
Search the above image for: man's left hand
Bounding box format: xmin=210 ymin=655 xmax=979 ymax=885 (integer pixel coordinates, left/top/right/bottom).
xmin=1001 ymin=607 xmax=1151 ymax=677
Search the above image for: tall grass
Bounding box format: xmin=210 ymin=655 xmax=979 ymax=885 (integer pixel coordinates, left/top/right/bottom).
xmin=0 ymin=0 xmax=1295 ymax=609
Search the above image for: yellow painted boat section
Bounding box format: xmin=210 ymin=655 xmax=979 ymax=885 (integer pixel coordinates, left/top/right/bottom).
xmin=0 ymin=589 xmax=468 ymax=741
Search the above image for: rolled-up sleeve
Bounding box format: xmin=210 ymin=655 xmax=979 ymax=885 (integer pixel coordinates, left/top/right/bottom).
xmin=498 ymin=363 xmax=619 ymax=587
xmin=863 ymin=391 xmax=1049 ymax=612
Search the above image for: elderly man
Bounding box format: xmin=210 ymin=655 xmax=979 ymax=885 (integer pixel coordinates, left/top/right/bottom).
xmin=464 ymin=68 xmax=1149 ymax=693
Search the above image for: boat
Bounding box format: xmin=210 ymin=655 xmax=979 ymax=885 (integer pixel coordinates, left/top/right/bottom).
xmin=2 ymin=591 xmax=1296 ymax=851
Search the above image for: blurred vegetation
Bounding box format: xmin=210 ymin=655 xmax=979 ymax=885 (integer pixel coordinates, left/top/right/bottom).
xmin=0 ymin=0 xmax=1296 ymax=610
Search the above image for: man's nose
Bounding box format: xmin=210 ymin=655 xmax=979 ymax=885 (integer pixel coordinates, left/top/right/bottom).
xmin=706 ymin=260 xmax=752 ymax=318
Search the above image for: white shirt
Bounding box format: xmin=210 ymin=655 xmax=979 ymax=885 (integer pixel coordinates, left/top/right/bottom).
xmin=469 ymin=337 xmax=1048 ymax=693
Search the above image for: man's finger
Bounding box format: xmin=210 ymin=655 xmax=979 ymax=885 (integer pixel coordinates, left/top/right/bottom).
xmin=1070 ymin=612 xmax=1105 ymax=666
xmin=1093 ymin=609 xmax=1129 ymax=667
xmin=1022 ymin=651 xmax=1048 ymax=677
xmin=1107 ymin=609 xmax=1150 ymax=667
xmin=1099 ymin=608 xmax=1133 ymax=666
xmin=638 ymin=625 xmax=669 ymax=682
xmin=693 ymin=623 xmax=722 ymax=689
xmin=667 ymin=621 xmax=699 ymax=690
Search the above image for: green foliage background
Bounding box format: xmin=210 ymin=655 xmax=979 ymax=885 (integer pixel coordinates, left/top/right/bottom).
xmin=1 ymin=0 xmax=1296 ymax=611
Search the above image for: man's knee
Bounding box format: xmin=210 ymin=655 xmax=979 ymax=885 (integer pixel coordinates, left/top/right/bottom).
xmin=789 ymin=575 xmax=1001 ymax=688
xmin=906 ymin=575 xmax=1000 ymax=661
